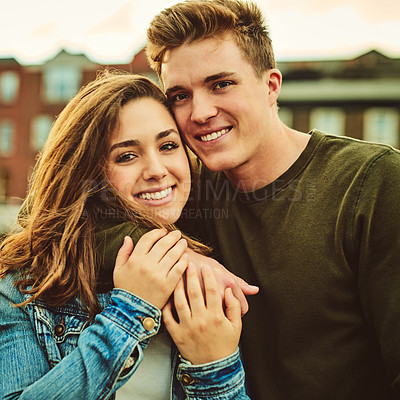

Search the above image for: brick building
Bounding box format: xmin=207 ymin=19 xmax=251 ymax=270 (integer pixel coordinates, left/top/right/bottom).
xmin=0 ymin=47 xmax=399 ymax=232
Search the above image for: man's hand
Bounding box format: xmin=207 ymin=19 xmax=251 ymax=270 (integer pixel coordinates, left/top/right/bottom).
xmin=184 ymin=249 xmax=259 ymax=315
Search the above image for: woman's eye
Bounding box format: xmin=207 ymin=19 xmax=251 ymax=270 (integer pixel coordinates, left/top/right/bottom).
xmin=215 ymin=81 xmax=232 ymax=89
xmin=161 ymin=142 xmax=179 ymax=152
xmin=116 ymin=153 xmax=136 ymax=163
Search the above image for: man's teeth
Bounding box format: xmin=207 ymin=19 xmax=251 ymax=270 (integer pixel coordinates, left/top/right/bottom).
xmin=200 ymin=128 xmax=229 ymax=142
xmin=138 ymin=187 xmax=172 ymax=200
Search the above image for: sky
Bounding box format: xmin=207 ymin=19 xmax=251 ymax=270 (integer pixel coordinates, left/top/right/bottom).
xmin=1 ymin=0 xmax=399 ymax=65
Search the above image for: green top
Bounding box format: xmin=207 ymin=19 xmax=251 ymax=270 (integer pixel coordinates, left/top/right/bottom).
xmin=95 ymin=220 xmax=149 ymax=293
xmin=188 ymin=130 xmax=400 ymax=399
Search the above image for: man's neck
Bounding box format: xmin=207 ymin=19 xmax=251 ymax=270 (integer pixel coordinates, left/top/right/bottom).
xmin=225 ymin=127 xmax=311 ymax=192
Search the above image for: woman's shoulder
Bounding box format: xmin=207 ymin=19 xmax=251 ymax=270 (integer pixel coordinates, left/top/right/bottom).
xmin=0 ymin=270 xmax=25 ymax=304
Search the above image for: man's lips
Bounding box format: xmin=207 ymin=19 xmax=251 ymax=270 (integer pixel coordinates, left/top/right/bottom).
xmin=197 ymin=127 xmax=231 ymax=142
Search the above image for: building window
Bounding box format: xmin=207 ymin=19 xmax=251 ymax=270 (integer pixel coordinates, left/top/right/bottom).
xmin=279 ymin=107 xmax=293 ymax=128
xmin=0 ymin=168 xmax=8 ymax=202
xmin=43 ymin=66 xmax=81 ymax=103
xmin=0 ymin=71 xmax=19 ymax=104
xmin=310 ymin=107 xmax=345 ymax=136
xmin=0 ymin=120 xmax=14 ymax=156
xmin=31 ymin=115 xmax=53 ymax=151
xmin=364 ymin=108 xmax=399 ymax=148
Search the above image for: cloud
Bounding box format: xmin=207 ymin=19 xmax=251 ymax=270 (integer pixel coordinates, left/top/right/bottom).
xmin=88 ymin=3 xmax=136 ymax=35
xmin=31 ymin=21 xmax=59 ymax=38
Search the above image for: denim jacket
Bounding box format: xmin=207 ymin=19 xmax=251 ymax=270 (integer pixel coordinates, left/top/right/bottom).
xmin=0 ymin=272 xmax=249 ymax=400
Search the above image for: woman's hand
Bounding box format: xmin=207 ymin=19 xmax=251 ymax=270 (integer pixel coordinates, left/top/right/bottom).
xmin=163 ymin=263 xmax=242 ymax=365
xmin=113 ymin=229 xmax=188 ymax=310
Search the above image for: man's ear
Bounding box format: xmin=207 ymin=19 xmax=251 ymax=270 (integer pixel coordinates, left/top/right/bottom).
xmin=264 ymin=69 xmax=282 ymax=106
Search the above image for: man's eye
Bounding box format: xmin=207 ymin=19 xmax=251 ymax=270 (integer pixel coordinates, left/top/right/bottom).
xmin=116 ymin=153 xmax=136 ymax=163
xmin=215 ymin=81 xmax=232 ymax=89
xmin=161 ymin=142 xmax=179 ymax=151
xmin=171 ymin=93 xmax=189 ymax=103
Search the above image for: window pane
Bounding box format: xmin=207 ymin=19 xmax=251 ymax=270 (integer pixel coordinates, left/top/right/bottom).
xmin=0 ymin=72 xmax=19 ymax=103
xmin=0 ymin=120 xmax=14 ymax=156
xmin=310 ymin=108 xmax=345 ymax=136
xmin=364 ymin=108 xmax=399 ymax=148
xmin=31 ymin=115 xmax=53 ymax=151
xmin=0 ymin=168 xmax=8 ymax=203
xmin=44 ymin=66 xmax=81 ymax=103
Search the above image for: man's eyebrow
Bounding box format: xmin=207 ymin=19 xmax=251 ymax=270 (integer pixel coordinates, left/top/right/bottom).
xmin=165 ymin=72 xmax=237 ymax=97
xmin=203 ymin=72 xmax=237 ymax=84
xmin=109 ymin=129 xmax=178 ymax=153
xmin=165 ymin=85 xmax=185 ymax=98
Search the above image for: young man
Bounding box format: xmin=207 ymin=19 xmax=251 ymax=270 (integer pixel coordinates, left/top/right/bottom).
xmin=147 ymin=1 xmax=400 ymax=399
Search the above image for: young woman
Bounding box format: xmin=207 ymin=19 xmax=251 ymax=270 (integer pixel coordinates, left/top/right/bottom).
xmin=0 ymin=72 xmax=249 ymax=399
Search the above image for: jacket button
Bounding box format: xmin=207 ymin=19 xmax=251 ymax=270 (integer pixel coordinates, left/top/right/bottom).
xmin=181 ymin=373 xmax=198 ymax=385
xmin=54 ymin=323 xmax=66 ymax=336
xmin=141 ymin=317 xmax=155 ymax=331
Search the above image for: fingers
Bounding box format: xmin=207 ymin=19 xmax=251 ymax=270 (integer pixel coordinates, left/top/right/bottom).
xmin=201 ymin=265 xmax=223 ymax=312
xmin=173 ymin=277 xmax=191 ymax=323
xmin=224 ymin=287 xmax=242 ymax=328
xmin=235 ymin=275 xmax=260 ymax=296
xmin=162 ymin=300 xmax=177 ymax=329
xmin=167 ymin=254 xmax=188 ymax=286
xmin=147 ymin=230 xmax=185 ymax=262
xmin=115 ymin=236 xmax=134 ymax=267
xmin=229 ymin=283 xmax=249 ymax=316
xmin=185 ymin=263 xmax=206 ymax=314
xmin=159 ymin=237 xmax=188 ymax=272
xmin=133 ymin=228 xmax=168 ymax=255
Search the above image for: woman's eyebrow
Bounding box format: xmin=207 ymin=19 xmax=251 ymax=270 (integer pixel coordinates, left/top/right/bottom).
xmin=109 ymin=129 xmax=178 ymax=152
xmin=109 ymin=139 xmax=139 ymax=153
xmin=156 ymin=128 xmax=178 ymax=140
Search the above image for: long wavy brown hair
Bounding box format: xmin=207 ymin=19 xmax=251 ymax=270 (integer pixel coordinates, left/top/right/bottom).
xmin=0 ymin=70 xmax=209 ymax=317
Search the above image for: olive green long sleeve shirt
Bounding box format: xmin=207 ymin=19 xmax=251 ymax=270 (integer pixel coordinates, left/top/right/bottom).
xmin=189 ymin=130 xmax=400 ymax=399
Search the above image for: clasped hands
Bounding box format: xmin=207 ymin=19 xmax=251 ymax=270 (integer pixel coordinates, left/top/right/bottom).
xmin=113 ymin=229 xmax=259 ymax=364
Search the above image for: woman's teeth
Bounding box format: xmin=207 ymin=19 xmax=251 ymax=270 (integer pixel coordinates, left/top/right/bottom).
xmin=138 ymin=187 xmax=172 ymax=200
xmin=200 ymin=128 xmax=229 ymax=142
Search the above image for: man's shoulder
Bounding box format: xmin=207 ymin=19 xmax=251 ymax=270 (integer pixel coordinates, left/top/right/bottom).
xmin=313 ymin=130 xmax=400 ymax=169
xmin=316 ymin=130 xmax=399 ymax=156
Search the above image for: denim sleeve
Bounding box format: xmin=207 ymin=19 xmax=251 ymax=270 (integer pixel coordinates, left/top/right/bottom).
xmin=0 ymin=276 xmax=161 ymax=400
xmin=176 ymin=347 xmax=250 ymax=399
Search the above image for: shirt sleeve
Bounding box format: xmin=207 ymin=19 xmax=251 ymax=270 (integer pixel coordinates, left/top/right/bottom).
xmin=354 ymin=149 xmax=400 ymax=391
xmin=0 ymin=277 xmax=161 ymax=400
xmin=176 ymin=347 xmax=250 ymax=399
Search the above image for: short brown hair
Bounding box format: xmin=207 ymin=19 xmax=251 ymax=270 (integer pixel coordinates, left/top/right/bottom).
xmin=147 ymin=0 xmax=276 ymax=79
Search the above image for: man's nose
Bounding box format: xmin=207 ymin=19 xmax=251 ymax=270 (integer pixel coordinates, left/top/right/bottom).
xmin=191 ymin=92 xmax=217 ymax=123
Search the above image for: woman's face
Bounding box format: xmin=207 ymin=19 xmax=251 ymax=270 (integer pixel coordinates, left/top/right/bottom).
xmin=107 ymin=97 xmax=191 ymax=224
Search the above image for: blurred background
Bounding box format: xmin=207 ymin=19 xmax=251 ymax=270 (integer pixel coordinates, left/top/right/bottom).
xmin=1 ymin=0 xmax=399 ymax=233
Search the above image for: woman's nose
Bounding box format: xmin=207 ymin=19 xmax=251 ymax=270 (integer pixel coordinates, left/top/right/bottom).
xmin=142 ymin=155 xmax=168 ymax=181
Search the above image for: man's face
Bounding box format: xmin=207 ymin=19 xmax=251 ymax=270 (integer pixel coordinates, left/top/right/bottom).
xmin=161 ymin=34 xmax=276 ymax=175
